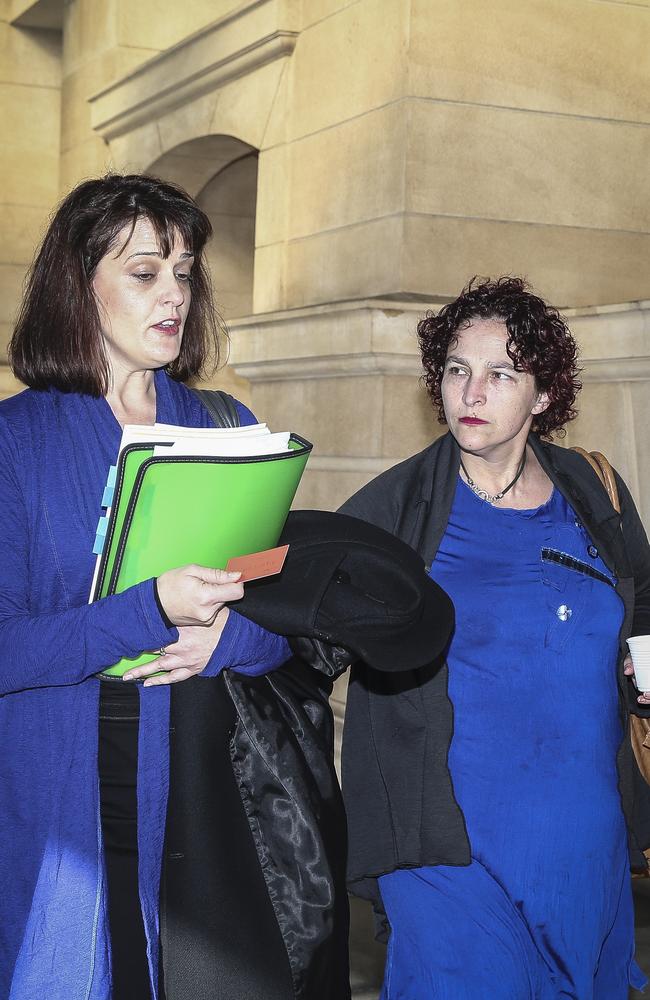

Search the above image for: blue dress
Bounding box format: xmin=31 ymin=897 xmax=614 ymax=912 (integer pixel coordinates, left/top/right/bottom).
xmin=378 ymin=478 xmax=646 ymax=999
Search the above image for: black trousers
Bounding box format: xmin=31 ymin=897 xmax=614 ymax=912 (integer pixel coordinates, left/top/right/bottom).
xmin=98 ymin=676 xmax=293 ymax=1000
xmin=98 ymin=681 xmax=154 ymax=1000
xmin=161 ymin=674 xmax=293 ymax=1000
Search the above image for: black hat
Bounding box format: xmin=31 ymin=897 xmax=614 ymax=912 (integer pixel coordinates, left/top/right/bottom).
xmin=234 ymin=510 xmax=454 ymax=672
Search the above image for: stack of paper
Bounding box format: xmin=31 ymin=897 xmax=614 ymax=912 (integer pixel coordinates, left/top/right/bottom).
xmin=91 ymin=421 xmax=312 ymax=677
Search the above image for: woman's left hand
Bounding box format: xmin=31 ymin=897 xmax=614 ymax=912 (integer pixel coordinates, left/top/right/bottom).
xmin=123 ymin=608 xmax=230 ymax=687
xmin=624 ymin=653 xmax=650 ymax=705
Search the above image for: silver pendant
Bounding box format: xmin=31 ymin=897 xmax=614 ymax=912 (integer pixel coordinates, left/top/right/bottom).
xmin=466 ymin=478 xmax=503 ymax=504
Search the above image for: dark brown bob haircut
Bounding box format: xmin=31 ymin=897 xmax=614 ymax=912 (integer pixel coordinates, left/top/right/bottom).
xmin=9 ymin=173 xmax=222 ymax=396
xmin=418 ymin=276 xmax=581 ymax=438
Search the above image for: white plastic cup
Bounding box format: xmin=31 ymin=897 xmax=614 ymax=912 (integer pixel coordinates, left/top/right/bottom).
xmin=626 ymin=636 xmax=650 ymax=691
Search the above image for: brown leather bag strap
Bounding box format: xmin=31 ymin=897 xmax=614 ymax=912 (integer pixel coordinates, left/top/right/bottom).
xmin=571 ymin=446 xmax=621 ymax=515
xmin=589 ymin=451 xmax=621 ymax=515
xmin=571 ymin=448 xmax=650 ymax=817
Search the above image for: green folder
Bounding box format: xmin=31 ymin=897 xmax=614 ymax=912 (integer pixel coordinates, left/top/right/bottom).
xmin=94 ymin=434 xmax=312 ymax=677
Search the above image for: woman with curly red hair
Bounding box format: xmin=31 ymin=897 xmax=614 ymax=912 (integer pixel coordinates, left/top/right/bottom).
xmin=332 ymin=276 xmax=650 ymax=997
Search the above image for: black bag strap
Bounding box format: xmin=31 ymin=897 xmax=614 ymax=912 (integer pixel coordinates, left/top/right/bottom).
xmin=191 ymin=387 xmax=240 ymax=428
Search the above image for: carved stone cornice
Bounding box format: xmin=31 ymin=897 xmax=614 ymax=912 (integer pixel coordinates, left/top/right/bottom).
xmin=228 ymin=298 xmax=650 ymax=386
xmin=232 ymin=353 xmax=422 ymax=381
xmin=89 ymin=0 xmax=299 ymax=141
xmin=228 ymin=297 xmax=426 ymax=381
xmin=580 ymin=357 xmax=650 ymax=382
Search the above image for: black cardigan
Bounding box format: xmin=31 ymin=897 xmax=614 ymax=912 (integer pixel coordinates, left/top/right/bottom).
xmin=332 ymin=432 xmax=650 ymax=926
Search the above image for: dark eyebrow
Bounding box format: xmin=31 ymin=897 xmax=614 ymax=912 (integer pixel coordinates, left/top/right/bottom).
xmin=487 ymin=360 xmax=516 ymax=371
xmin=123 ymin=250 xmax=195 ymax=263
xmin=445 ymin=354 xmax=516 ymax=371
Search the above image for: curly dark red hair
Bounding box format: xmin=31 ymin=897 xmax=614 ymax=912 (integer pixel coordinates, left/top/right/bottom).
xmin=418 ymin=276 xmax=581 ymax=438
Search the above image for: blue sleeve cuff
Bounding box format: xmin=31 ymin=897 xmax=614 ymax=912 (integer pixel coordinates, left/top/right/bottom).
xmin=133 ymin=578 xmax=179 ymax=649
xmin=202 ymin=609 xmax=291 ymax=677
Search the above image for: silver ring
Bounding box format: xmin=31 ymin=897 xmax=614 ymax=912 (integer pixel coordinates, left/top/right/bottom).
xmin=159 ymin=646 xmax=167 ymax=656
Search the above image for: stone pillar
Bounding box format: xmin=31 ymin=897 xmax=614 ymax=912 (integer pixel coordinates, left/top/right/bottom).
xmin=0 ymin=3 xmax=61 ymax=358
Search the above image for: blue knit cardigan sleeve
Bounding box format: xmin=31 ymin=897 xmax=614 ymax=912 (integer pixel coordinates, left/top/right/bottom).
xmin=0 ymin=411 xmax=178 ymax=694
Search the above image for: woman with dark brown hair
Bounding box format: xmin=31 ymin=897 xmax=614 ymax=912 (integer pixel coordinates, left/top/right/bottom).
xmin=0 ymin=174 xmax=348 ymax=1000
xmin=332 ymin=277 xmax=650 ymax=998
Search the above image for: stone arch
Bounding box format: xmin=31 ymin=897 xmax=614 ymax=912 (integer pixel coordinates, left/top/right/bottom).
xmin=147 ymin=134 xmax=255 ymax=200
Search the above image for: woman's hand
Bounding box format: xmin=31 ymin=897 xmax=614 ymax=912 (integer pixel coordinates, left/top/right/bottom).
xmin=156 ymin=564 xmax=243 ymax=626
xmin=624 ymin=653 xmax=650 ymax=705
xmin=124 ymin=608 xmax=231 ymax=687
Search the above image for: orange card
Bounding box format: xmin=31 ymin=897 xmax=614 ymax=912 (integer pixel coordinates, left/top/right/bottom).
xmin=226 ymin=544 xmax=289 ymax=583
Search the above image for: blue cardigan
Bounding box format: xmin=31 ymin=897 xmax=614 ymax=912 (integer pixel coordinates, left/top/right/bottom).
xmin=0 ymin=371 xmax=290 ymax=999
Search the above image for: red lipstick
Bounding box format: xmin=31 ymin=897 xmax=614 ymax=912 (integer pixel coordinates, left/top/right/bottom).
xmin=459 ymin=417 xmax=488 ymax=425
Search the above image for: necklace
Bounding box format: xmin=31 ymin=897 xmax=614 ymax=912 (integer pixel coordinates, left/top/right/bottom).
xmin=459 ymin=450 xmax=527 ymax=504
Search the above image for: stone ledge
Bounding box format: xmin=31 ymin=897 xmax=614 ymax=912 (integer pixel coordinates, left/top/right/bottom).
xmin=228 ymin=297 xmax=650 ymax=385
xmin=232 ymin=354 xmax=422 ymax=381
xmin=580 ymin=357 xmax=650 ymax=382
xmin=229 ymin=298 xmax=429 ymax=375
xmin=89 ymin=0 xmax=299 ymax=141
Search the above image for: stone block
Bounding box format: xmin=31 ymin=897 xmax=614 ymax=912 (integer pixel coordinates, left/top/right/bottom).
xmin=0 ymin=323 xmax=13 ymax=363
xmin=293 ymin=466 xmax=381 ymax=512
xmin=381 ymin=375 xmax=442 ymax=458
xmin=109 ymin=119 xmax=163 ymax=174
xmin=0 ymin=21 xmax=61 ymax=87
xmin=280 ymin=103 xmax=408 ymax=242
xmin=256 ymin=215 xmax=404 ymax=312
xmin=197 ymin=365 xmax=252 ymax=412
xmin=0 ymin=360 xmax=23 ymax=395
xmin=289 ymin=0 xmax=408 ymax=140
xmin=231 ymin=300 xmax=423 ymax=370
xmin=409 ymin=0 xmax=650 ymax=124
xmin=59 ymin=136 xmax=113 ymax=193
xmin=256 ymin=145 xmax=291 ymax=248
xmin=259 ymin=57 xmax=290 ymax=149
xmin=62 ymin=47 xmax=155 ymax=153
xmin=406 ymin=100 xmax=650 ymax=234
xmin=156 ymin=91 xmax=220 ymax=164
xmin=0 ymin=86 xmax=59 ymax=204
xmin=301 ymin=0 xmax=359 ymax=28
xmin=207 ymin=56 xmax=287 ymax=152
xmin=400 ymin=214 xmax=650 ymax=308
xmin=206 ymin=215 xmax=256 ymax=320
xmin=628 ymin=381 xmax=650 ymax=529
xmin=252 ymin=242 xmax=286 ymax=313
xmin=566 ymin=381 xmax=638 ymax=504
xmin=0 ymin=203 xmax=51 ymax=265
xmin=250 ymin=374 xmax=384 ymax=456
xmin=62 ymin=0 xmax=118 ymax=74
xmin=114 ymin=0 xmax=229 ymax=52
xmin=0 ymin=263 xmax=25 ymax=324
